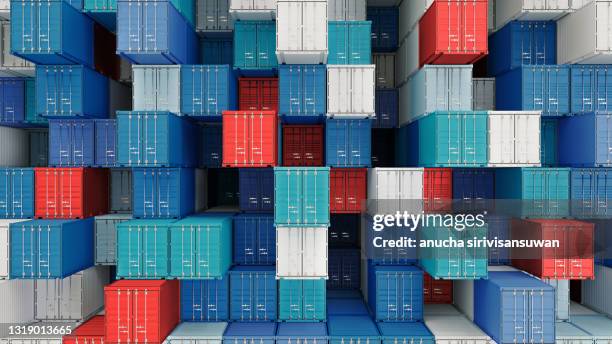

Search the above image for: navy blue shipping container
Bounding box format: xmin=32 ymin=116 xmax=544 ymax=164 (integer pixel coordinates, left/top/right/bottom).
xmin=374 ymin=89 xmax=398 ymax=129
xmin=327 ymin=290 xmax=362 ymax=299
xmin=488 ymin=21 xmax=556 ymax=76
xmin=0 ymin=78 xmax=40 ymax=127
xmin=48 ymin=119 xmax=96 ymax=167
xmin=35 ymin=65 xmax=109 ymax=118
xmin=329 ymin=214 xmax=359 ymax=248
xmin=200 ymin=124 xmax=222 ymax=167
xmin=328 ymin=249 xmax=360 ymax=290
xmin=372 ymin=129 xmax=396 ymax=167
xmin=571 ymin=65 xmax=612 ymax=114
xmin=377 ymin=323 xmax=435 ymax=344
xmin=395 ymin=124 xmax=411 ymax=167
xmin=228 ymin=266 xmax=277 ymax=321
xmin=94 ymin=119 xmax=117 ymax=167
xmin=201 ymin=38 xmax=233 ymax=65
xmin=11 ymin=0 xmax=94 ymax=66
xmin=327 ymin=298 xmax=369 ymax=316
xmin=276 ymin=323 xmax=328 ymax=344
xmin=278 ymin=64 xmax=326 ymax=120
xmin=452 ymin=168 xmax=495 ymax=212
xmin=328 ymin=315 xmax=381 ymax=344
xmin=570 ymin=168 xmax=612 ymax=218
xmin=117 ymin=0 xmax=198 ymax=64
xmin=132 ymin=168 xmax=195 ymax=218
xmin=326 ymin=119 xmax=372 ymax=167
xmin=29 ymin=129 xmax=49 ymax=167
xmin=486 ymin=215 xmax=511 ymax=265
xmin=10 ymin=218 xmax=94 ymax=279
xmin=223 ymin=323 xmax=276 ymax=344
xmin=238 ymin=168 xmax=274 ymax=212
xmin=0 ymin=168 xmax=35 ymax=218
xmin=180 ymin=277 xmax=229 ymax=322
xmin=180 ymin=65 xmax=238 ymax=119
xmin=233 ymin=213 xmax=275 ymax=265
xmin=364 ymin=216 xmax=418 ymax=265
xmin=367 ymin=265 xmax=424 ymax=322
xmin=368 ymin=7 xmax=398 ymax=52
xmin=559 ymin=112 xmax=612 ymax=167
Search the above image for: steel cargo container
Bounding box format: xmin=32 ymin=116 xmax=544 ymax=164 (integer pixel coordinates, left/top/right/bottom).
xmin=164 ymin=322 xmax=228 ymax=344
xmin=202 ymin=38 xmax=234 ymax=65
xmin=488 ymin=21 xmax=557 ymax=77
xmin=374 ymin=89 xmax=398 ymax=128
xmin=328 ymin=248 xmax=359 ymax=290
xmin=274 ymin=167 xmax=330 ymax=226
xmin=10 ymin=218 xmax=94 ymax=279
xmin=328 ymin=21 xmax=371 ymax=65
xmin=94 ymin=213 xmax=131 ymax=265
xmin=34 ymin=168 xmax=109 ymax=219
xmin=452 ymin=168 xmax=494 ymax=203
xmin=423 ymin=168 xmax=453 ymax=212
xmin=330 ymin=168 xmax=366 ymax=213
xmin=328 ymin=315 xmax=380 ymax=344
xmin=556 ymin=322 xmax=594 ymax=344
xmin=559 ymin=112 xmax=612 ymax=167
xmin=396 ymin=20 xmax=419 ymax=86
xmin=132 ymin=66 xmax=181 ymax=113
xmin=181 ymin=65 xmax=237 ymax=119
xmin=0 ymin=22 xmax=35 ymax=77
xmin=398 ymin=0 xmax=434 ymax=42
xmin=0 ymin=168 xmax=34 ymax=218
xmin=276 ymin=226 xmax=328 ymax=279
xmin=109 ymin=169 xmax=132 ymax=213
xmin=239 ymin=77 xmax=278 ymax=111
xmin=558 ymin=1 xmax=612 ymax=64
xmin=200 ymin=124 xmax=222 ymax=167
xmin=486 ymin=216 xmax=511 ymax=265
xmin=94 ymin=119 xmax=117 ymax=167
xmin=28 ymin=129 xmax=48 ymax=168
xmin=222 ymin=111 xmax=278 ymax=167
xmin=367 ymin=168 xmax=424 ymax=215
xmin=582 ymin=264 xmax=612 ymax=317
xmin=373 ymin=129 xmax=396 ymax=167
xmin=378 ymin=322 xmax=434 ymax=344
xmin=105 ymin=280 xmax=180 ymax=344
xmin=571 ymin=168 xmax=612 ymax=218
xmin=239 ymin=168 xmax=273 ymax=212
xmin=229 ymin=265 xmax=277 ymax=321
xmin=48 ymin=119 xmax=95 ymax=167
xmin=326 ymin=119 xmax=372 ymax=167
xmin=474 ymin=271 xmax=556 ymax=344
xmin=488 ymin=111 xmax=541 ymax=167
xmin=180 ymin=277 xmax=229 ymax=321
xmin=368 ymin=7 xmax=399 ymax=52
xmin=282 ymin=125 xmax=325 ymax=166
xmin=453 ymin=280 xmax=474 ymax=320
xmin=223 ymin=323 xmax=277 ymax=344
xmin=327 ymin=65 xmax=375 ymax=118
xmin=36 ymin=65 xmax=109 ymax=118
xmin=276 ymin=0 xmax=328 ymax=64
xmin=544 ymin=279 xmax=570 ymax=321
xmin=0 ymin=78 xmax=38 ymax=126
xmin=278 ymin=65 xmax=326 ymax=119
xmin=278 ymin=279 xmax=326 ymax=321
xmin=0 ymin=127 xmax=29 ymax=167
xmin=170 ymin=215 xmax=232 ymax=279
xmin=329 ymin=214 xmax=359 ymax=248
xmin=0 ymin=279 xmax=34 ymax=325
xmin=229 ymin=0 xmax=275 ymax=20
xmin=473 ymin=78 xmax=495 ymax=110
xmin=327 ymin=297 xmax=368 ymax=316
xmin=424 ymin=272 xmax=453 ymax=304
xmin=0 ymin=219 xmax=28 ymax=278
xmin=197 ymin=0 xmax=232 ymax=33
xmin=496 ymin=65 xmax=571 ymax=116
xmin=92 ymin=23 xmax=120 ymax=80
xmin=10 ymin=0 xmax=93 ymax=66
xmin=495 ymin=0 xmax=581 ymax=31
xmin=276 ymin=323 xmax=328 ymax=344
xmin=362 ymin=216 xmax=418 ymax=266
xmin=62 ymin=315 xmax=105 ymax=344
xmin=571 ymin=315 xmax=612 ymax=343
xmin=328 ymin=0 xmax=365 ymax=20
xmin=571 ymin=65 xmax=612 ymax=114
xmin=374 ymin=54 xmax=395 ymax=89
xmin=424 ymin=314 xmax=493 ymax=344
xmin=234 ymin=21 xmax=277 ymax=72
xmin=366 ymin=265 xmax=423 ymax=322
xmin=132 ymin=168 xmax=195 ymax=218
xmin=233 ymin=213 xmax=275 ymax=265
xmin=542 ymin=117 xmax=559 ymax=166
xmin=117 ymin=1 xmax=198 ymax=64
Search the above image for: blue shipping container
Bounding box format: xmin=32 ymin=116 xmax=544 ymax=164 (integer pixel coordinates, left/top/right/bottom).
xmin=181 ymin=277 xmax=230 ymax=321
xmin=117 ymin=0 xmax=198 ymax=64
xmin=474 ymin=271 xmax=556 ymax=344
xmin=488 ymin=21 xmax=556 ymax=77
xmin=364 ymin=216 xmax=418 ymax=265
xmin=233 ymin=21 xmax=277 ymax=73
xmin=541 ymin=117 xmax=559 ymax=166
xmin=328 ymin=315 xmax=381 ymax=344
xmin=486 ymin=215 xmax=511 ymax=265
xmin=276 ymin=323 xmax=328 ymax=344
xmin=229 ymin=266 xmax=277 ymax=321
xmin=328 ymin=21 xmax=372 ymax=65
xmin=378 ymin=322 xmax=435 ymax=344
xmin=0 ymin=168 xmax=34 ymax=218
xmin=278 ymin=64 xmax=326 ymax=119
xmin=274 ymin=167 xmax=330 ymax=226
xmin=328 ymin=249 xmax=360 ymax=290
xmin=132 ymin=168 xmax=195 ymax=218
xmin=327 ymin=298 xmax=369 ymax=316
xmin=368 ymin=7 xmax=398 ymax=52
xmin=0 ymin=78 xmax=39 ymax=127
xmin=559 ymin=112 xmax=612 ymax=167
xmin=233 ymin=213 xmax=275 ymax=265
xmin=180 ymin=65 xmax=237 ymax=119
xmin=223 ymin=323 xmax=276 ymax=344
xmin=11 ymin=0 xmax=94 ymax=66
xmin=94 ymin=119 xmax=117 ymax=167
xmin=326 ymin=119 xmax=372 ymax=167
xmin=48 ymin=119 xmax=95 ymax=167
xmin=367 ymin=265 xmax=424 ymax=322
xmin=570 ymin=65 xmax=612 ymax=114
xmin=201 ymin=38 xmax=233 ymax=65
xmin=374 ymin=89 xmax=398 ymax=128
xmin=116 ymin=219 xmax=174 ymax=278
xmin=570 ymin=168 xmax=612 ymax=218
xmin=200 ymin=124 xmax=222 ymax=168
xmin=36 ymin=65 xmax=109 ymax=118
xmin=278 ymin=279 xmax=326 ymax=322
xmin=9 ymin=218 xmax=94 ymax=279
xmin=239 ymin=168 xmax=273 ymax=212
xmin=452 ymin=168 xmax=495 ymax=200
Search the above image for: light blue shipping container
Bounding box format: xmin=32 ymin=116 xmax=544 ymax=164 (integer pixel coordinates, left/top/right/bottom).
xmin=233 ymin=21 xmax=277 ymax=73
xmin=378 ymin=322 xmax=435 ymax=344
xmin=278 ymin=64 xmax=326 ymax=119
xmin=328 ymin=315 xmax=381 ymax=344
xmin=117 ymin=111 xmax=198 ymax=167
xmin=276 ymin=323 xmax=328 ymax=344
xmin=571 ymin=65 xmax=612 ymax=114
xmin=48 ymin=119 xmax=95 ymax=167
xmin=94 ymin=119 xmax=117 ymax=167
xmin=229 ymin=266 xmax=277 ymax=321
xmin=0 ymin=168 xmax=34 ymax=218
xmin=132 ymin=168 xmax=195 ymax=218
xmin=570 ymin=168 xmax=612 ymax=218
xmin=35 ymin=65 xmax=109 ymax=118
xmin=278 ymin=279 xmax=326 ymax=321
xmin=559 ymin=112 xmax=612 ymax=167
xmin=180 ymin=277 xmax=230 ymax=322
xmin=170 ymin=215 xmax=232 ymax=279
xmin=367 ymin=265 xmax=423 ymax=322
xmin=274 ymin=167 xmax=330 ymax=226
xmin=326 ymin=119 xmax=372 ymax=167
xmin=10 ymin=218 xmax=94 ymax=279
xmin=328 ymin=21 xmax=372 ymax=65
xmin=233 ymin=213 xmax=275 ymax=265
xmin=180 ymin=65 xmax=237 ymax=119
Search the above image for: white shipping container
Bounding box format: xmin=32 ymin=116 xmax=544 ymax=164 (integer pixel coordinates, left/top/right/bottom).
xmin=544 ymin=279 xmax=570 ymax=321
xmin=276 ymin=226 xmax=328 ymax=279
xmin=424 ymin=315 xmax=494 ymax=344
xmin=453 ymin=280 xmax=474 ymax=320
xmin=555 ymin=322 xmax=593 ymax=344
xmin=328 ymin=0 xmax=366 ymax=20
xmin=327 ymin=65 xmax=375 ymax=118
xmin=582 ymin=264 xmax=612 ymax=317
xmin=132 ymin=65 xmax=181 ymax=114
xmin=487 ymin=111 xmax=541 ymax=167
xmin=197 ymin=0 xmax=233 ymax=32
xmin=0 ymin=0 xmax=8 ymax=20
xmin=0 ymin=280 xmax=35 ymax=325
xmin=367 ymin=168 xmax=424 ymax=215
xmin=276 ymin=0 xmax=328 ymax=64
xmin=229 ymin=0 xmax=276 ymax=19
xmin=396 ymin=25 xmax=419 ymax=87
xmin=0 ymin=127 xmax=29 ymax=167
xmin=34 ymin=266 xmax=109 ymax=321
xmin=495 ymin=0 xmax=582 ymax=31
xmin=373 ymin=53 xmax=395 ymax=89
xmin=423 ymin=304 xmax=463 ymax=316
xmin=0 ymin=219 xmax=28 ymax=279
xmin=487 ymin=265 xmax=520 ymax=272
xmin=558 ymin=0 xmax=612 ymax=64
xmin=473 ymin=78 xmax=496 ymax=111
xmin=398 ymin=0 xmax=434 ymax=42
xmin=163 ymin=322 xmax=228 ymax=344
xmin=570 ymin=301 xmax=599 ymax=316
xmin=570 ymin=315 xmax=612 ymax=344
xmin=0 ymin=22 xmax=35 ymax=77
xmin=109 ymin=79 xmax=132 ymax=116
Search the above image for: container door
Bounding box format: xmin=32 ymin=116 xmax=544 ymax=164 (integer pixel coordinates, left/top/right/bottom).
xmin=345 ymin=170 xmax=366 ymax=212
xmin=36 ymin=2 xmax=61 ymax=53
xmin=37 ymin=225 xmax=60 ymax=278
xmin=349 ymin=22 xmax=370 ymax=64
xmin=143 ymin=2 xmax=168 ymax=53
xmin=441 ymin=1 xmax=462 ymax=52
xmin=11 ymin=224 xmax=37 ymax=278
xmin=260 ymin=169 xmax=274 ymax=211
xmin=132 ymin=288 xmax=161 ymax=343
xmin=96 ymin=219 xmax=116 ymax=264
xmin=328 ymin=67 xmax=350 ymax=114
xmin=526 ymin=68 xmax=545 ymax=112
xmin=595 ymin=1 xmax=612 ymax=53
xmin=117 ymin=225 xmax=142 ymax=277
xmin=489 ymin=114 xmax=515 ymax=165
xmin=330 ymin=170 xmax=347 ymax=212
xmin=59 ymin=169 xmax=82 ymax=218
xmin=277 ymin=2 xmax=302 ymax=52
xmin=329 ymin=22 xmax=348 ymax=64
xmin=156 ymin=68 xmax=180 ymax=113
xmin=353 ymin=67 xmax=375 ymax=115
xmin=303 ymin=169 xmax=329 ymax=225
xmin=461 ymin=226 xmax=487 ymax=278
xmin=142 ymin=114 xmax=158 ymax=166
xmin=527 ymin=289 xmax=555 ymax=343
xmin=234 ymin=23 xmax=257 ymax=68
xmin=143 ymin=225 xmax=169 ymax=278
xmin=253 ymin=271 xmax=275 ymax=320
xmin=303 ymin=125 xmax=323 ymax=165
xmin=437 ymin=113 xmax=461 ymax=164
xmin=195 ymin=224 xmax=221 ymax=277
xmin=302 ymin=279 xmax=325 ymax=320
xmin=133 ymin=170 xmax=156 ymax=218
xmin=54 ymin=274 xmax=83 ymax=320
xmin=234 ymin=217 xmax=256 ymax=264
xmin=249 ymin=113 xmax=276 ymax=165
xmin=279 ymin=280 xmax=304 ymax=320
xmin=327 ymin=120 xmax=348 ymax=166
xmin=232 ymin=271 xmax=255 ymax=320
xmin=224 ymin=113 xmax=249 ymax=165
xmin=461 ymin=1 xmax=487 ymax=53
xmin=72 ymin=121 xmax=95 ymax=166
xmin=38 ymin=68 xmax=59 ymax=116
xmin=119 ymin=2 xmax=143 ymax=52
xmin=133 ymin=68 xmax=157 ymax=111
xmin=303 ymin=1 xmax=327 ymax=52
xmin=276 ymin=227 xmax=303 ymax=277
xmin=348 ymin=121 xmax=367 ymax=166
xmin=594 ymin=67 xmax=612 ymax=112
xmin=256 ymin=217 xmax=274 ymax=265
xmin=302 ymin=227 xmax=327 ymax=278
xmin=0 ymin=224 xmax=8 ymax=277
xmin=60 ymin=67 xmax=82 ymax=116
xmin=594 ymin=170 xmax=612 ymax=216
xmin=596 ymin=114 xmax=612 ymax=165
xmin=515 ymin=114 xmax=541 ymax=164
xmin=461 ymin=113 xmax=487 ymax=165
xmin=275 ymin=170 xmax=303 ymax=225
xmin=500 ymin=289 xmax=529 ymax=343
xmin=2 ymin=80 xmax=24 ymax=122
xmin=106 ymin=289 xmax=134 ymax=343
xmin=0 ymin=171 xmax=9 ymax=217
xmin=156 ymin=170 xmax=177 ymax=218
xmin=376 ymin=271 xmax=421 ymax=321
xmin=285 ymin=66 xmax=304 ymax=115
xmin=98 ymin=120 xmax=117 ymax=167
xmin=257 ymin=23 xmax=275 ymax=68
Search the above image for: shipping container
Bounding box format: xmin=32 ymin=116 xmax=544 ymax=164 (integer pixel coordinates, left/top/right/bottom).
xmin=0 ymin=219 xmax=28 ymax=278
xmin=34 ymin=168 xmax=109 ymax=219
xmin=326 ymin=119 xmax=372 ymax=167
xmin=28 ymin=129 xmax=49 ymax=167
xmin=239 ymin=78 xmax=278 ymax=111
xmin=452 ymin=168 xmax=494 ymax=203
xmin=200 ymin=124 xmax=223 ymax=167
xmin=474 ymin=271 xmax=556 ymax=344
xmin=452 ymin=280 xmax=474 ymax=320
xmin=207 ymin=168 xmax=239 ymax=208
xmin=473 ymin=78 xmax=495 ymax=110
xmin=558 ymin=1 xmax=612 ymax=64
xmin=197 ymin=0 xmax=232 ymax=33
xmin=229 ymin=0 xmax=275 ymax=20
xmin=132 ymin=168 xmax=195 ymax=218
xmin=422 ymin=168 xmax=453 ymax=212
xmin=234 ymin=21 xmax=277 ymax=72
xmin=496 ymin=65 xmax=571 ymax=116
xmin=0 ymin=78 xmax=38 ymax=126
xmin=488 ymin=111 xmax=541 ymax=167
xmin=94 ymin=213 xmax=131 ymax=265
xmin=10 ymin=218 xmax=94 ymax=279
xmin=495 ymin=0 xmax=581 ymax=30
xmin=282 ymin=125 xmax=324 ymax=166
xmin=559 ymin=112 xmax=612 ymax=167
xmin=372 ymin=129 xmax=396 ymax=167
xmin=84 ymin=1 xmax=117 ymax=32
xmin=116 ymin=219 xmax=174 ymax=278
xmin=544 ymin=279 xmax=570 ymax=321
xmin=133 ymin=66 xmax=181 ymax=113
xmin=92 ymin=23 xmax=120 ymax=80
xmin=571 ymin=168 xmax=612 ymax=218
xmin=164 ymin=322 xmax=228 ymax=344
xmin=0 ymin=279 xmax=34 ymax=326
xmin=108 ymin=169 xmax=131 ymax=213
xmin=181 ymin=65 xmax=237 ymax=119
xmin=396 ymin=23 xmax=419 ymax=86
xmin=397 ymin=0 xmax=433 ymax=42
xmin=328 ymin=315 xmax=381 ymax=344
xmin=582 ymin=264 xmax=612 ymax=317
xmin=329 ymin=214 xmax=359 ymax=248
xmin=328 ymin=248 xmax=360 ymax=290
xmin=328 ymin=0 xmax=365 ymax=20
xmin=570 ymin=65 xmax=612 ymax=114
xmin=105 ymin=280 xmax=180 ymax=344
xmin=374 ymin=89 xmax=398 ymax=128
xmin=233 ymin=214 xmax=275 ymax=265
xmin=276 ymin=323 xmax=328 ymax=344
xmin=276 ymin=0 xmax=328 ymax=64
xmin=279 ymin=65 xmax=326 ymax=119
xmin=488 ymin=21 xmax=557 ymax=76
xmin=202 ymin=38 xmax=234 ymax=65
xmin=63 ymin=315 xmax=105 ymax=344
xmin=0 ymin=22 xmax=35 ymax=77
xmin=487 ymin=215 xmax=511 ymax=265
xmin=276 ymin=226 xmax=328 ymax=279
xmin=117 ymin=0 xmax=199 ymax=64
xmin=555 ymin=321 xmax=595 ymax=344
xmin=239 ymin=168 xmax=273 ymax=212
xmin=368 ymin=7 xmax=399 ymax=52
xmin=223 ymin=323 xmax=277 ymax=344
xmin=222 ymin=111 xmax=278 ymax=167
xmin=367 ymin=168 xmax=424 ymax=215
xmin=541 ymin=117 xmax=559 ymax=166
xmin=48 ymin=119 xmax=95 ymax=167
xmin=94 ymin=119 xmax=117 ymax=167
xmin=373 ymin=54 xmax=395 ymax=89
xmin=378 ymin=322 xmax=434 ymax=344
xmin=327 ymin=297 xmax=368 ymax=316
xmin=229 ymin=265 xmax=277 ymax=321
xmin=274 ymin=167 xmax=330 ymax=226
xmin=366 ymin=265 xmax=423 ymax=322
xmin=328 ymin=21 xmax=371 ymax=65
xmin=362 ymin=217 xmax=418 ymax=266
xmin=36 ymin=65 xmax=109 ymax=118
xmin=327 ymin=65 xmax=375 ymax=118
xmin=424 ymin=314 xmax=492 ymax=344
xmin=0 ymin=168 xmax=34 ymax=218
xmin=170 ymin=215 xmax=233 ymax=279
xmin=424 ymin=272 xmax=453 ymax=304
xmin=330 ymin=168 xmax=367 ymax=213
xmin=278 ymin=279 xmax=326 ymax=321
xmin=571 ymin=315 xmax=612 ymax=343
xmin=181 ymin=277 xmax=229 ymax=321
xmin=109 ymin=78 xmax=131 ymax=113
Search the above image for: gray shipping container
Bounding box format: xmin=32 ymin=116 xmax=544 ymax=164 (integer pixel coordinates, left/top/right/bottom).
xmin=328 ymin=0 xmax=366 ymax=20
xmin=473 ymin=78 xmax=496 ymax=111
xmin=0 ymin=127 xmax=29 ymax=167
xmin=545 ymin=279 xmax=570 ymax=321
xmin=28 ymin=129 xmax=49 ymax=167
xmin=110 ymin=169 xmax=132 ymax=213
xmin=582 ymin=264 xmax=612 ymax=317
xmin=0 ymin=22 xmax=35 ymax=77
xmin=94 ymin=214 xmax=132 ymax=265
xmin=197 ymin=0 xmax=233 ymax=32
xmin=555 ymin=322 xmax=593 ymax=344
xmin=132 ymin=65 xmax=181 ymax=113
xmin=109 ymin=80 xmax=132 ymax=116
xmin=374 ymin=53 xmax=395 ymax=89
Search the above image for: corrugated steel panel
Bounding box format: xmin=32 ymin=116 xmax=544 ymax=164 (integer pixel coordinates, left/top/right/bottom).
xmin=277 ymin=323 xmax=328 ymax=344
xmin=94 ymin=119 xmax=118 ymax=167
xmin=378 ymin=322 xmax=434 ymax=344
xmin=274 ymin=167 xmax=330 ymax=226
xmin=559 ymin=112 xmax=612 ymax=167
xmin=544 ymin=279 xmax=570 ymax=321
xmin=282 ymin=125 xmax=324 ymax=166
xmin=328 ymin=315 xmax=380 ymax=344
xmin=424 ymin=314 xmax=492 ymax=344
xmin=555 ymin=321 xmax=594 ymax=344
xmin=229 ymin=0 xmax=275 ymax=20
xmin=0 ymin=279 xmax=35 ymax=324
xmin=233 ymin=214 xmax=275 ymax=265
xmin=570 ymin=65 xmax=612 ymax=114
xmin=0 ymin=22 xmax=35 ymax=76
xmin=488 ymin=111 xmax=541 ymax=167
xmin=229 ymin=266 xmax=276 ymax=321
xmin=279 ymin=65 xmax=326 ymax=118
xmin=276 ymin=1 xmax=328 ymax=64
xmin=181 ymin=65 xmax=237 ymax=119
xmin=223 ymin=322 xmax=276 ymax=344
xmin=326 ymin=119 xmax=372 ymax=167
xmin=276 ymin=226 xmax=328 ymax=279
xmin=202 ymin=38 xmax=234 ymax=65
xmin=48 ymin=119 xmax=96 ymax=167
xmin=582 ymin=264 xmax=612 ymax=317
xmin=328 ymin=0 xmax=366 ymax=20
xmin=197 ymin=0 xmax=232 ymax=32
xmin=0 ymin=78 xmax=40 ymax=126
xmin=328 ymin=21 xmax=371 ymax=65
xmin=541 ymin=117 xmax=559 ymax=166
xmin=495 ymin=0 xmax=580 ymax=30
xmin=0 ymin=219 xmax=28 ymax=278
xmin=165 ymin=322 xmax=227 ymax=344
xmin=180 ymin=277 xmax=229 ymax=321
xmin=222 ymin=111 xmax=278 ymax=167
xmin=367 ymin=168 xmax=424 ymax=215
xmin=0 ymin=168 xmax=34 ymax=218
xmin=367 ymin=265 xmax=424 ymax=322
xmin=278 ymin=279 xmax=326 ymax=321
xmin=570 ymin=168 xmax=612 ymax=218
xmin=330 ymin=168 xmax=367 ymax=213
xmin=368 ymin=7 xmax=399 ymax=52
xmin=374 ymin=53 xmax=395 ymax=89
xmin=94 ymin=213 xmax=131 ymax=265
xmin=238 ymin=168 xmax=274 ymax=212
xmin=133 ymin=66 xmax=181 ymax=113
xmin=327 ymin=65 xmax=375 ymax=118
xmin=238 ymin=78 xmax=278 ymax=111
xmin=558 ymin=1 xmax=612 ymax=64
xmin=328 ymin=248 xmax=360 ymax=289
xmin=234 ymin=21 xmax=277 ymax=71
xmin=132 ymin=168 xmax=195 ymax=219
xmin=473 ymin=78 xmax=495 ymax=110
xmin=0 ymin=127 xmax=29 ymax=167
xmin=62 ymin=315 xmax=106 ymax=344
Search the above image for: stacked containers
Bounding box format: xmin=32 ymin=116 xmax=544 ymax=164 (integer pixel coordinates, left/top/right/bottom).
xmin=0 ymin=78 xmax=41 ymax=127
xmin=275 ymin=0 xmax=328 ymax=64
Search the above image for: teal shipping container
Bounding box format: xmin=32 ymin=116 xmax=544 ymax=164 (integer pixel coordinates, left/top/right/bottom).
xmin=116 ymin=219 xmax=175 ymax=279
xmin=278 ymin=279 xmax=326 ymax=321
xmin=274 ymin=167 xmax=330 ymax=226
xmin=233 ymin=21 xmax=277 ymax=73
xmin=541 ymin=118 xmax=559 ymax=167
xmin=170 ymin=215 xmax=232 ymax=279
xmin=328 ymin=21 xmax=372 ymax=65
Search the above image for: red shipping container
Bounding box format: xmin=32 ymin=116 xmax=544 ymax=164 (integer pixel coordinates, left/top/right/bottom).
xmin=34 ymin=168 xmax=109 ymax=219
xmin=330 ymin=168 xmax=367 ymax=213
xmin=419 ymin=0 xmax=488 ymax=66
xmin=239 ymin=78 xmax=279 ymax=111
xmin=222 ymin=111 xmax=278 ymax=167
xmin=105 ymin=280 xmax=180 ymax=344
xmin=63 ymin=315 xmax=105 ymax=344
xmin=423 ymin=168 xmax=452 ymax=212
xmin=511 ymin=219 xmax=595 ymax=280
xmin=282 ymin=125 xmax=324 ymax=166
xmin=94 ymin=23 xmax=121 ymax=81
xmin=423 ymin=272 xmax=453 ymax=304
